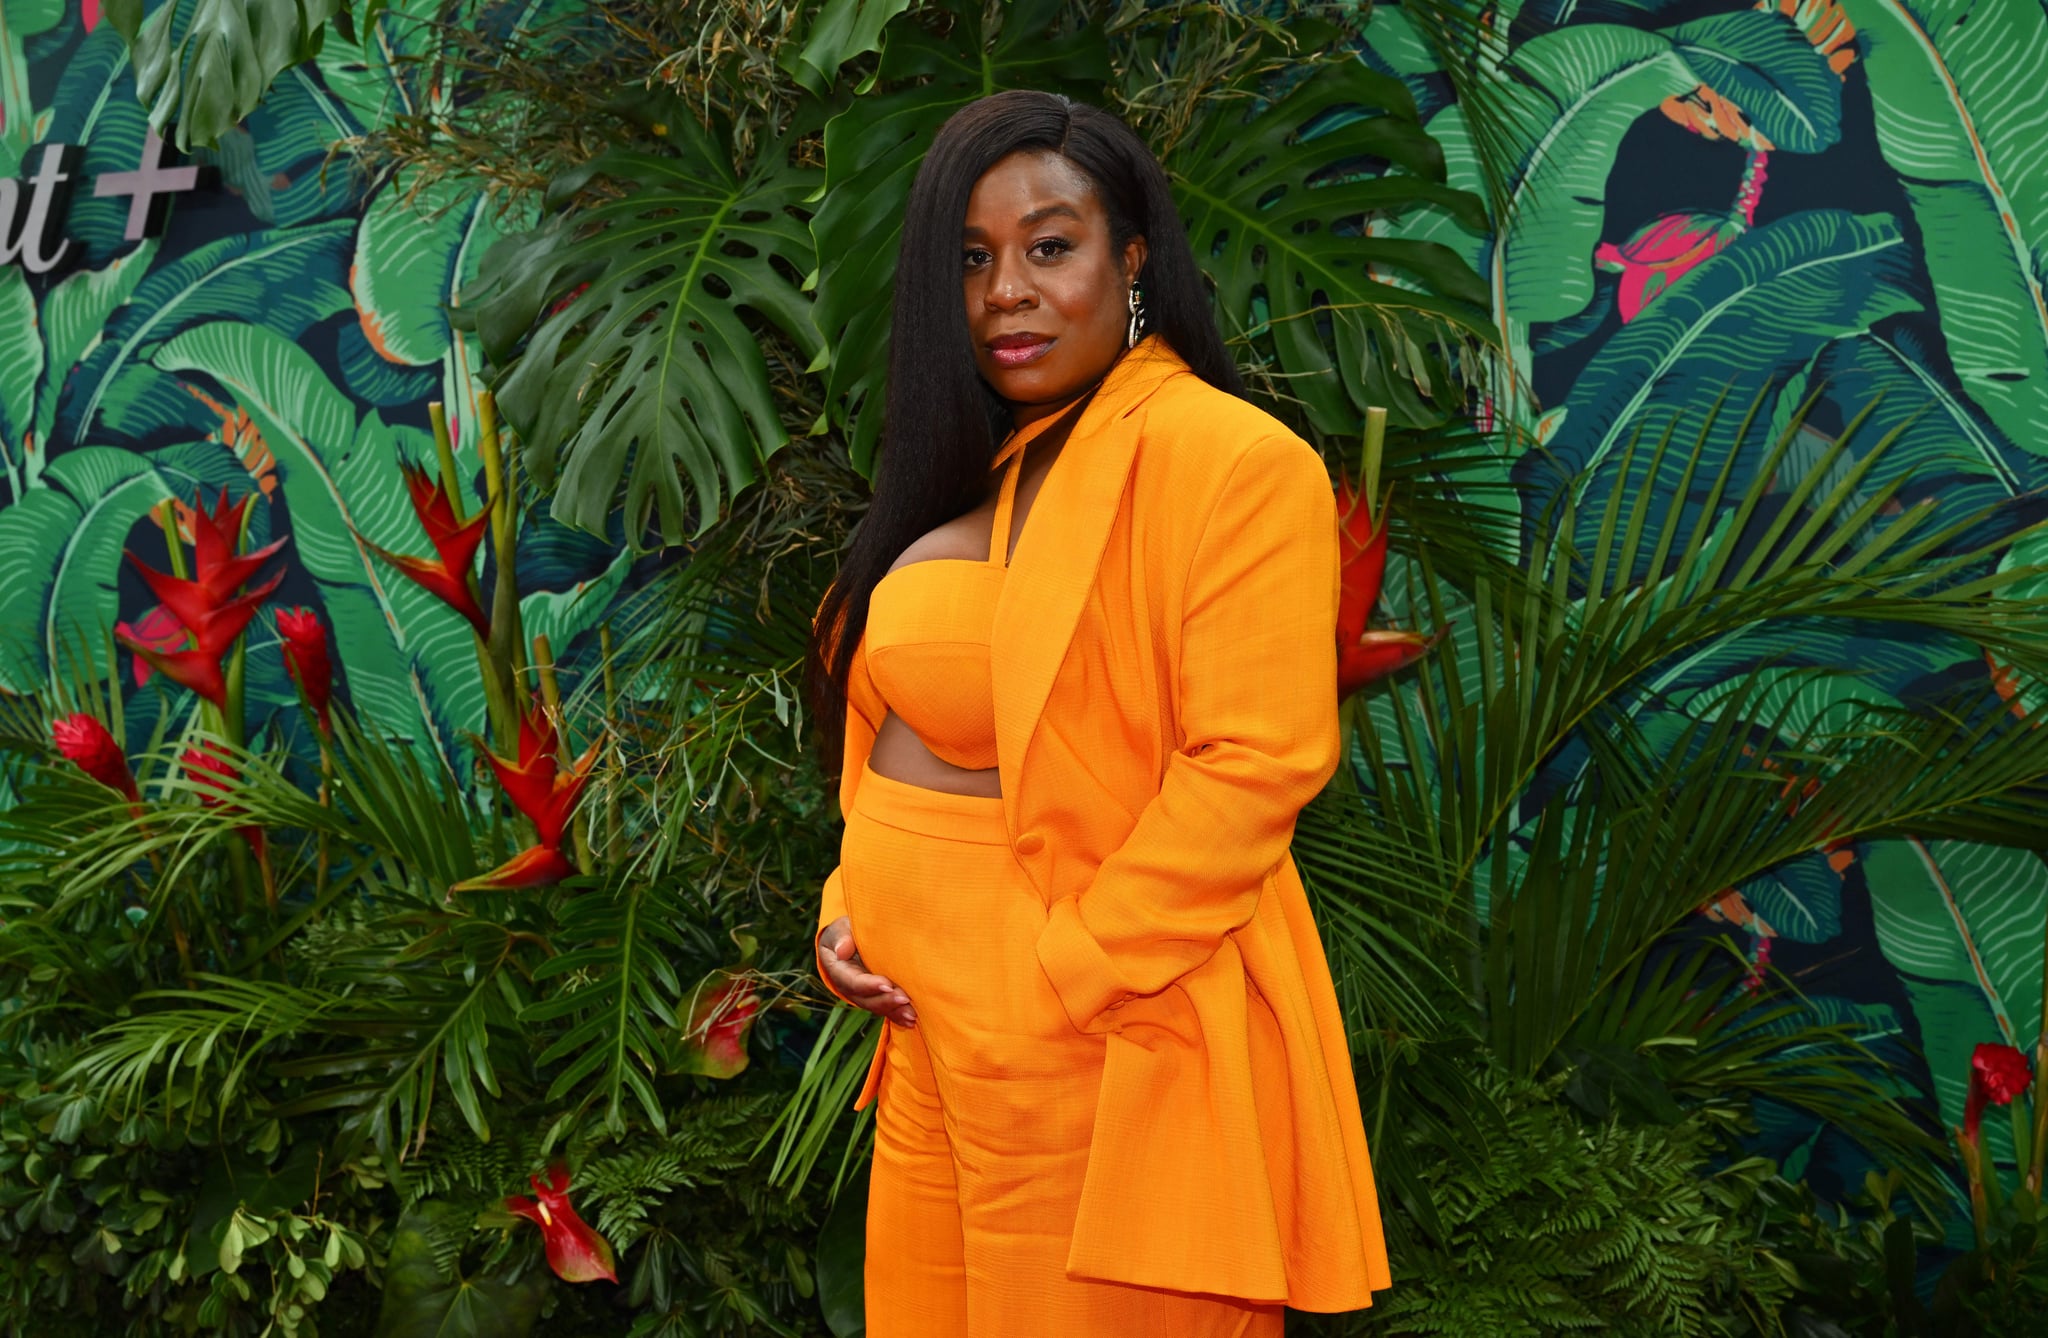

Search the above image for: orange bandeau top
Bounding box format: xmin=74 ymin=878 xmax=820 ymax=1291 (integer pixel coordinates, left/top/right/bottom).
xmin=862 ymin=432 xmax=1030 ymax=770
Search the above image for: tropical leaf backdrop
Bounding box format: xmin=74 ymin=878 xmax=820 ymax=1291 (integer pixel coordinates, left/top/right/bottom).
xmin=0 ymin=0 xmax=638 ymax=809
xmin=1363 ymin=0 xmax=2048 ymax=1221
xmin=1 ymin=0 xmax=2045 ymax=1276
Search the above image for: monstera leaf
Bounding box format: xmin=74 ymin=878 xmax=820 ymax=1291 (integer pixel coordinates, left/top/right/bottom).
xmin=1865 ymin=838 xmax=2048 ymax=1158
xmin=467 ymin=114 xmax=823 ymax=548
xmin=1849 ymin=0 xmax=2048 ymax=470
xmin=780 ymin=0 xmax=914 ymax=95
xmin=0 ymin=448 xmax=174 ymax=691
xmin=807 ymin=0 xmax=1111 ymax=472
xmin=1524 ymin=210 xmax=1921 ymax=570
xmin=105 ymin=0 xmax=346 ymax=151
xmin=1170 ymin=57 xmax=1493 ymax=435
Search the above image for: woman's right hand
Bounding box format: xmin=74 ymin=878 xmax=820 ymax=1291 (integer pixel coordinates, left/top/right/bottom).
xmin=817 ymin=916 xmax=918 ymax=1028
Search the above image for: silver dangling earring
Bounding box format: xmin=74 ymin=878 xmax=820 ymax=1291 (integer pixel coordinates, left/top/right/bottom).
xmin=1125 ymin=279 xmax=1146 ymax=349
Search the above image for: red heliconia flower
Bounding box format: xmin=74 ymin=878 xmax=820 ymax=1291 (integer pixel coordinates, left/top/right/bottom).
xmin=1595 ymin=212 xmax=1746 ymax=323
xmin=451 ymin=702 xmax=601 ymax=893
xmin=51 ymin=714 xmax=140 ymax=803
xmin=117 ymin=488 xmax=286 ymax=708
xmin=1335 ymin=473 xmax=1432 ymax=699
xmin=359 ymin=462 xmax=492 ymax=636
xmin=679 ymin=974 xmax=762 ymax=1079
xmin=1964 ymin=1042 xmax=2033 ymax=1137
xmin=274 ymin=607 xmax=334 ymax=734
xmin=504 ymin=1165 xmax=617 ymax=1284
xmin=181 ymin=745 xmax=267 ymax=861
xmin=114 ymin=605 xmax=186 ymax=687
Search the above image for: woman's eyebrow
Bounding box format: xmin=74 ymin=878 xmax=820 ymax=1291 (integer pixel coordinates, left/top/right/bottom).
xmin=962 ymin=202 xmax=1084 ymax=237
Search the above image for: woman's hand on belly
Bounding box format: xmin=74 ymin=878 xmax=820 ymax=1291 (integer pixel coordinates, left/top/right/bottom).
xmin=869 ymin=711 xmax=1002 ymax=797
xmin=818 ymin=916 xmax=919 ymax=1027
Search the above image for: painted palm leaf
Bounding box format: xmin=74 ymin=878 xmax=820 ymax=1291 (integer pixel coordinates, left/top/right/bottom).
xmin=1524 ymin=210 xmax=1921 ymax=572
xmin=0 ymin=447 xmax=173 ymax=691
xmin=1847 ymin=0 xmax=2048 ymax=470
xmin=150 ymin=322 xmax=480 ymax=768
xmin=0 ymin=244 xmax=156 ymax=498
xmin=63 ymin=221 xmax=354 ymax=447
xmin=1864 ymin=838 xmax=2048 ymax=1156
xmin=466 ymin=114 xmax=823 ymax=548
xmin=807 ymin=0 xmax=1110 ymax=472
xmin=1809 ymin=331 xmax=2036 ymax=509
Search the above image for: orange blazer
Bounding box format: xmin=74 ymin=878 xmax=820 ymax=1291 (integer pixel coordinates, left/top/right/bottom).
xmin=816 ymin=334 xmax=1391 ymax=1310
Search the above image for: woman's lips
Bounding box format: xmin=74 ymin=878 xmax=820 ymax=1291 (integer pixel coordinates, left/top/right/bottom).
xmin=989 ymin=336 xmax=1054 ymax=368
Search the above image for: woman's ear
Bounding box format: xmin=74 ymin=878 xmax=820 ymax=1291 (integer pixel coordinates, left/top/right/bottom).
xmin=1123 ymin=235 xmax=1149 ymax=285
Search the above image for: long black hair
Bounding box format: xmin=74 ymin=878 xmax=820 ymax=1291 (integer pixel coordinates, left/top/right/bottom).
xmin=804 ymin=89 xmax=1242 ymax=774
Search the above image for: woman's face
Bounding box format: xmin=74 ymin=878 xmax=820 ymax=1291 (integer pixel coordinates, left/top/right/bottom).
xmin=962 ymin=150 xmax=1148 ymax=427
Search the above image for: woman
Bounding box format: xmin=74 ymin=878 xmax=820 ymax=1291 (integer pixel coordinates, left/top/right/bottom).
xmin=803 ymin=90 xmax=1390 ymax=1336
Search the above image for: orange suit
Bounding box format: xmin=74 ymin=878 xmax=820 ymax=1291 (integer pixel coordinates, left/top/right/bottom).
xmin=817 ymin=334 xmax=1391 ymax=1323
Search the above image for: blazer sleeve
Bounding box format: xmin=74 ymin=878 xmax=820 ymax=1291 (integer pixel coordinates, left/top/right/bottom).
xmin=1035 ymin=431 xmax=1342 ymax=1033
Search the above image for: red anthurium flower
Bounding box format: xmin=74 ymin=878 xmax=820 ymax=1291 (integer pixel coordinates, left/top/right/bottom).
xmin=505 ymin=1165 xmax=617 ymax=1284
xmin=359 ymin=463 xmax=492 ymax=635
xmin=1595 ymin=211 xmax=1745 ymax=323
xmin=451 ymin=703 xmax=601 ymax=893
xmin=1964 ymin=1042 xmax=2033 ymax=1138
xmin=117 ymin=489 xmax=286 ymax=708
xmin=181 ymin=745 xmax=267 ymax=861
xmin=679 ymin=974 xmax=762 ymax=1079
xmin=275 ymin=607 xmax=335 ymax=734
xmin=1335 ymin=474 xmax=1433 ymax=698
xmin=51 ymin=714 xmax=140 ymax=803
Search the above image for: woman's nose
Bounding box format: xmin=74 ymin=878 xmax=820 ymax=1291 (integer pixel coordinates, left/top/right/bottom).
xmin=984 ymin=251 xmax=1036 ymax=310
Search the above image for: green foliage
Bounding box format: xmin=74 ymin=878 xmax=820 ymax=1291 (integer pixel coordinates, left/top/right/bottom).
xmin=1316 ymin=1064 xmax=1793 ymax=1337
xmin=468 ymin=115 xmax=826 ymax=547
xmin=106 ymin=0 xmax=348 ymax=151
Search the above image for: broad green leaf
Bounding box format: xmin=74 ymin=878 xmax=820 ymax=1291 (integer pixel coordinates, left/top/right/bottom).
xmin=1864 ymin=838 xmax=2048 ymax=1144
xmin=67 ymin=222 xmax=354 ymax=448
xmin=37 ymin=240 xmax=158 ymax=448
xmin=1171 ymin=57 xmax=1493 ymax=435
xmin=1812 ymin=332 xmax=2034 ymax=505
xmin=470 ymin=115 xmax=823 ymax=548
xmin=1850 ymin=0 xmax=2048 ymax=467
xmin=781 ymin=0 xmax=913 ymax=95
xmin=150 ymin=322 xmax=480 ymax=765
xmin=809 ymin=0 xmax=1111 ymax=472
xmin=106 ymin=0 xmax=346 ymax=151
xmin=0 ymin=447 xmax=173 ymax=692
xmin=374 ymin=1201 xmax=547 ymax=1338
xmin=1665 ymin=9 xmax=1842 ymax=155
xmin=1531 ymin=210 xmax=1920 ymax=569
xmin=1464 ymin=23 xmax=1700 ymax=329
xmin=353 ymin=175 xmax=535 ymax=368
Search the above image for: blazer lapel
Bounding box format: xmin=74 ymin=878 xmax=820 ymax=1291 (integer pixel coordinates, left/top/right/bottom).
xmin=992 ymin=336 xmax=1189 ymax=822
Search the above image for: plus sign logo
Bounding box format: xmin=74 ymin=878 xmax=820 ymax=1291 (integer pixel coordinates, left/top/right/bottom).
xmin=0 ymin=131 xmax=215 ymax=275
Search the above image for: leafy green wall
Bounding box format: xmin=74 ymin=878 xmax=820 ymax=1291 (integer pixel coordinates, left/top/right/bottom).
xmin=0 ymin=0 xmax=636 ymax=803
xmin=1367 ymin=0 xmax=2047 ymax=1207
xmin=2 ymin=0 xmax=2045 ymax=1222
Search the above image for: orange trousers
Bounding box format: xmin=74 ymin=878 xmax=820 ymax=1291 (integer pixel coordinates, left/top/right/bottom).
xmin=842 ymin=761 xmax=1286 ymax=1337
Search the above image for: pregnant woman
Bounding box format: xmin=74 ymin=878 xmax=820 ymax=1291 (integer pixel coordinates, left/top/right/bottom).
xmin=802 ymin=90 xmax=1390 ymax=1336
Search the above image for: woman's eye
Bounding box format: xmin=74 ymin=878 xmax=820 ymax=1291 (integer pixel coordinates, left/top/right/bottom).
xmin=1032 ymin=238 xmax=1072 ymax=259
xmin=963 ymin=248 xmax=990 ymax=267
